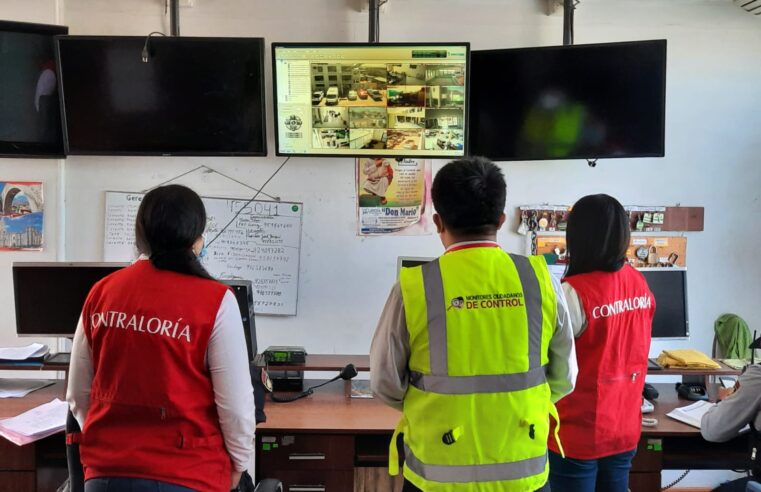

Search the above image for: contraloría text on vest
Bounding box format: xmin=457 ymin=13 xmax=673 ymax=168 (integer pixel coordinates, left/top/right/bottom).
xmin=90 ymin=311 xmax=192 ymax=343
xmin=591 ymin=296 xmax=652 ymax=319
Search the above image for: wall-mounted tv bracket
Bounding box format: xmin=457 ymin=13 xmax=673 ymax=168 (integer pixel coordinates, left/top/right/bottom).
xmin=369 ymin=0 xmax=388 ymax=43
xmin=170 ymin=0 xmax=180 ymax=36
xmin=564 ymin=0 xmax=578 ymax=46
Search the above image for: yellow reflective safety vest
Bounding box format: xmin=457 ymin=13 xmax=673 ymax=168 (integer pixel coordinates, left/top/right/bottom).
xmin=392 ymin=245 xmax=560 ymax=492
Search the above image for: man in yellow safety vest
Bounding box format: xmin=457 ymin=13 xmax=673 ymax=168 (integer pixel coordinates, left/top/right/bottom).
xmin=370 ymin=156 xmax=578 ymax=492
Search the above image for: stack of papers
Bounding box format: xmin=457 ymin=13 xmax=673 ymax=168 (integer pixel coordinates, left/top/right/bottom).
xmin=666 ymin=400 xmax=715 ymax=428
xmin=0 ymin=379 xmax=55 ymax=398
xmin=0 ymin=398 xmax=68 ymax=446
xmin=0 ymin=343 xmax=49 ymax=362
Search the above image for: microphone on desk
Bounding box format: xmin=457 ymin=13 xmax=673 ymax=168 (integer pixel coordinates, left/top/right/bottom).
xmin=271 ymin=363 xmax=358 ymax=403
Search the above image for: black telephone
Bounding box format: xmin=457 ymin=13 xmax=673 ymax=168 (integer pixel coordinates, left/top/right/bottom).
xmin=675 ymin=382 xmax=709 ymax=401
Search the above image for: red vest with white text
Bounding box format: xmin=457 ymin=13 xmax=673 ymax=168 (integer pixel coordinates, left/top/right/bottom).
xmin=550 ymin=265 xmax=655 ymax=459
xmin=80 ymin=260 xmax=231 ymax=492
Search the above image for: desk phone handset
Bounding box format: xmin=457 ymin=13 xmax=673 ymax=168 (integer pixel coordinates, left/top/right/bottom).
xmin=675 ymin=382 xmax=709 ymax=401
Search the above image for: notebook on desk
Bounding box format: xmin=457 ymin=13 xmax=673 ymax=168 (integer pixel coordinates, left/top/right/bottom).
xmin=666 ymin=400 xmax=714 ymax=428
xmin=667 ymin=401 xmax=751 ymax=433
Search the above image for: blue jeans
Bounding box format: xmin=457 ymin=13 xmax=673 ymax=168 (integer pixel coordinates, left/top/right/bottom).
xmin=85 ymin=478 xmax=196 ymax=492
xmin=548 ymin=449 xmax=637 ymax=492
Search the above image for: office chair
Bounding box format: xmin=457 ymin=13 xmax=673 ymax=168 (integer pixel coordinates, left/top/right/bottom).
xmin=65 ymin=410 xmax=282 ymax=492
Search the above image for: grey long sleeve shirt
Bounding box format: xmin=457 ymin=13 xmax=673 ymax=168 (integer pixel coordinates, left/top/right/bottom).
xmin=370 ymin=264 xmax=578 ymax=410
xmin=702 ymin=364 xmax=761 ymax=442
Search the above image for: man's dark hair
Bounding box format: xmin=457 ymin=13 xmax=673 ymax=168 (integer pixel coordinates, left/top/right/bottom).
xmin=431 ymin=156 xmax=506 ymax=236
xmin=565 ymin=193 xmax=630 ymax=277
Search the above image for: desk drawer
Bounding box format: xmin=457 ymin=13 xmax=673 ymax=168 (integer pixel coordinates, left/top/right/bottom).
xmin=0 ymin=471 xmax=35 ymax=492
xmin=259 ymin=434 xmax=354 ymax=470
xmin=269 ymin=469 xmax=353 ymax=492
xmin=632 ymin=437 xmax=662 ymax=472
xmin=0 ymin=438 xmax=35 ymax=470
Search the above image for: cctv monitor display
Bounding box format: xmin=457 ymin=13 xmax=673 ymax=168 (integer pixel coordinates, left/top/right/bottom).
xmin=13 ymin=263 xmax=127 ymax=337
xmin=469 ymin=40 xmax=666 ymax=161
xmin=272 ymin=43 xmax=470 ymax=157
xmin=56 ymin=36 xmax=266 ymax=156
xmin=0 ymin=20 xmax=68 ymax=158
xmin=641 ymin=268 xmax=688 ymax=339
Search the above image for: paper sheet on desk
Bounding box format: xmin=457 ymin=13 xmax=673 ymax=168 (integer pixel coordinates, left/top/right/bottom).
xmin=666 ymin=401 xmax=751 ymax=434
xmin=0 ymin=398 xmax=67 ymax=446
xmin=0 ymin=379 xmax=55 ymax=398
xmin=0 ymin=343 xmax=48 ymax=361
xmin=666 ymin=400 xmax=715 ymax=428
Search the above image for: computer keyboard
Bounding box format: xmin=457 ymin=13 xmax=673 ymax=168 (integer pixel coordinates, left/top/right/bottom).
xmin=641 ymin=399 xmax=655 ymax=414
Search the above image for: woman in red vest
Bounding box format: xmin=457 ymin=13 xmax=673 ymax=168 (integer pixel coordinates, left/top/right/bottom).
xmin=548 ymin=194 xmax=655 ymax=492
xmin=67 ymin=185 xmax=255 ymax=492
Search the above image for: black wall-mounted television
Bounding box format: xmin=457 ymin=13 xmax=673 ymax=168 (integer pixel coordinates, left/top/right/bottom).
xmin=0 ymin=20 xmax=68 ymax=158
xmin=56 ymin=36 xmax=267 ymax=156
xmin=469 ymin=40 xmax=666 ymax=161
xmin=272 ymin=42 xmax=470 ymax=158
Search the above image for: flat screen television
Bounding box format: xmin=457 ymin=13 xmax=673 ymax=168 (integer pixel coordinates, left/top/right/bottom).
xmin=13 ymin=262 xmax=127 ymax=337
xmin=272 ymin=43 xmax=470 ymax=158
xmin=56 ymin=36 xmax=266 ymax=156
xmin=0 ymin=20 xmax=68 ymax=158
xmin=640 ymin=268 xmax=688 ymax=339
xmin=469 ymin=40 xmax=666 ymax=161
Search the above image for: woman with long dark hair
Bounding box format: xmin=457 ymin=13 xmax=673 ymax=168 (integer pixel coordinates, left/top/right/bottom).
xmin=67 ymin=185 xmax=255 ymax=492
xmin=548 ymin=194 xmax=655 ymax=492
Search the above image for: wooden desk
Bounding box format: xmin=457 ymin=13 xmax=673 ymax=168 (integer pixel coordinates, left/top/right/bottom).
xmin=631 ymin=383 xmax=750 ymax=491
xmin=258 ymin=380 xmax=751 ymax=492
xmin=257 ymin=382 xmax=400 ymax=492
xmin=0 ymin=381 xmax=68 ymax=492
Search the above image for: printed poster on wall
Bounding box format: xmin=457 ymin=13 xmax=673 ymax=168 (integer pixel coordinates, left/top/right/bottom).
xmin=0 ymin=182 xmax=44 ymax=251
xmin=356 ymin=158 xmax=433 ymax=236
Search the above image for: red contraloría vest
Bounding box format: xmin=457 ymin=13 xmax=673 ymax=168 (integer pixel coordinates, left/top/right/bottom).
xmin=80 ymin=260 xmax=231 ymax=492
xmin=550 ymin=265 xmax=655 ymax=459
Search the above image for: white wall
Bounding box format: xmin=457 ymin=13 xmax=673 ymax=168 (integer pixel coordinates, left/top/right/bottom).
xmin=0 ymin=0 xmax=62 ymax=357
xmin=2 ymin=0 xmax=760 ymax=487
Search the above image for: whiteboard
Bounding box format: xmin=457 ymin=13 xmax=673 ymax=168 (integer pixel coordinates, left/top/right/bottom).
xmin=104 ymin=191 xmax=303 ymax=316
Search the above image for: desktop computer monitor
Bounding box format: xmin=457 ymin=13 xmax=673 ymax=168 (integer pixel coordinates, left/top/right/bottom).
xmin=13 ymin=262 xmax=128 ymax=337
xmin=640 ymin=268 xmax=689 ymax=339
xmin=221 ymin=279 xmax=258 ymax=362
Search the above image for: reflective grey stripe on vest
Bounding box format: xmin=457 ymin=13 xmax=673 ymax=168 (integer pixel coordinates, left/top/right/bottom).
xmin=422 ymin=259 xmax=448 ymax=375
xmin=405 ymin=444 xmax=547 ymax=483
xmin=409 ymin=366 xmax=546 ymax=394
xmin=508 ymin=254 xmax=544 ymax=369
